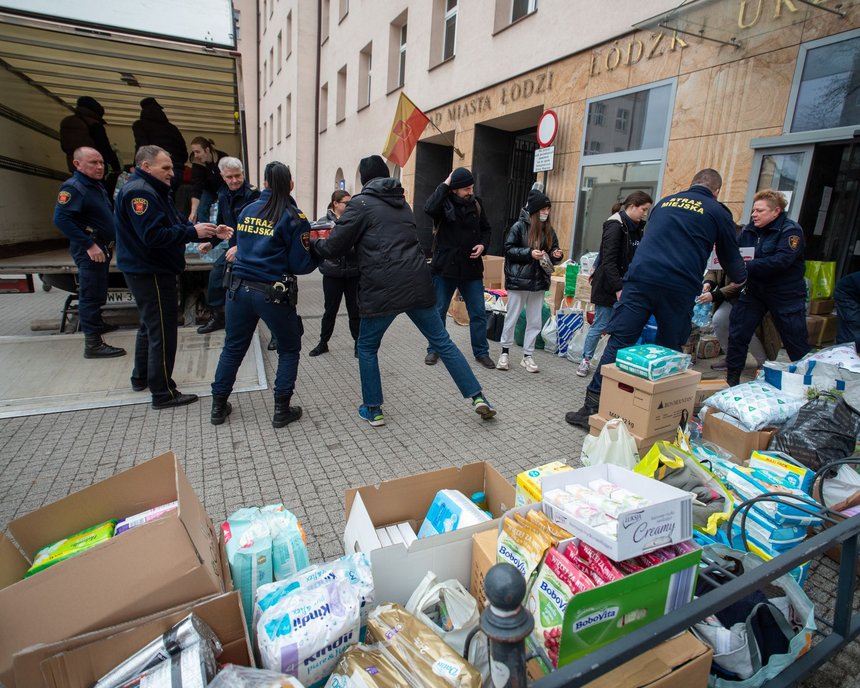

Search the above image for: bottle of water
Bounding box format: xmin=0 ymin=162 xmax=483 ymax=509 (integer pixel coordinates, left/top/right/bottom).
xmin=209 ymin=201 xmax=219 ymax=224
xmin=692 ymin=301 xmax=712 ymax=328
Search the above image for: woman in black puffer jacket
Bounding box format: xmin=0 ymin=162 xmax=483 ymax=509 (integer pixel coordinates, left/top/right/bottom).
xmin=496 ymin=190 xmax=562 ymax=373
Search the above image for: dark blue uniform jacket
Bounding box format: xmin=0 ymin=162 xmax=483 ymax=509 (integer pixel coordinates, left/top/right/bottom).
xmin=115 ymin=168 xmax=198 ymax=275
xmin=231 ymin=189 xmax=318 ymax=283
xmin=53 ymin=171 xmax=116 ymax=255
xmin=738 ymin=213 xmax=806 ymax=301
xmin=625 ymin=184 xmax=746 ymax=295
xmin=215 ymin=182 xmax=260 ymax=248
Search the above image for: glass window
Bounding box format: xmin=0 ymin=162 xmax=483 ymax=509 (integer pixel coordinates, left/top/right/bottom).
xmin=574 ymin=161 xmax=661 ymax=257
xmin=584 ymin=84 xmax=672 ymax=156
xmin=398 ymin=24 xmax=407 ymax=88
xmin=791 ymin=35 xmax=860 ymax=133
xmin=443 ymin=0 xmax=457 ymax=61
xmin=755 ymin=152 xmax=805 ymax=212
xmin=511 ymin=0 xmax=536 ymax=22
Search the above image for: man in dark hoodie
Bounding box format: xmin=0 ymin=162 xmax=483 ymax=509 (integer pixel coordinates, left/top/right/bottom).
xmin=423 ymin=167 xmax=495 ymax=369
xmin=565 ymin=169 xmax=747 ymax=429
xmin=59 ymin=96 xmax=121 ymax=194
xmin=132 ymin=98 xmax=188 ymax=189
xmin=311 ymin=155 xmax=497 ymax=427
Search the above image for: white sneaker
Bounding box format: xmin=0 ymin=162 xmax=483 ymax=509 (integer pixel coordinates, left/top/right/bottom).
xmin=576 ymin=358 xmax=591 ymax=377
xmin=496 ymin=353 xmax=509 ymax=370
xmin=521 ymin=355 xmax=539 ymax=373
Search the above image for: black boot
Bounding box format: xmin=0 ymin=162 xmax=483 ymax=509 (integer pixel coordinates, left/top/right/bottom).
xmin=197 ymin=310 xmax=225 ymax=334
xmin=268 ymin=337 xmax=278 ymax=351
xmin=272 ymin=395 xmax=302 ymax=428
xmin=84 ymin=334 xmax=126 ymax=359
xmin=309 ymin=341 xmax=329 ymax=357
xmin=726 ymin=369 xmax=742 ymax=387
xmin=564 ymin=390 xmax=600 ymax=429
xmin=210 ymin=394 xmax=232 ymax=425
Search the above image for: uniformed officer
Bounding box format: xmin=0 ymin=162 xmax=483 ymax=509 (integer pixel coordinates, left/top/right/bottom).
xmin=725 ymin=189 xmax=809 ymax=386
xmin=210 ymin=161 xmax=319 ymax=428
xmin=52 ymin=146 xmax=126 ymax=359
xmin=196 ymin=156 xmax=260 ymax=335
xmin=115 ymin=145 xmax=231 ymax=409
xmin=565 ymin=168 xmax=748 ymax=429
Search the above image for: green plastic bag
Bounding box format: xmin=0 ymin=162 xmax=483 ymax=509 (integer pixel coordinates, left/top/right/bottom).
xmin=514 ymin=302 xmax=551 ymax=349
xmin=805 ymin=260 xmax=836 ymax=299
xmin=564 ymin=262 xmax=579 ymax=297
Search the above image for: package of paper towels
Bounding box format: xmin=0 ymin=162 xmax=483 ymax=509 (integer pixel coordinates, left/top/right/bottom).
xmin=417 ymin=489 xmax=490 ymax=539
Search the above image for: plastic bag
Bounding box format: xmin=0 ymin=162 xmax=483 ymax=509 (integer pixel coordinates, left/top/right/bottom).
xmin=541 ymin=316 xmax=559 ymax=354
xmin=514 ymin=302 xmax=551 ymax=349
xmin=692 ymin=545 xmax=815 ymax=687
xmin=564 ymin=261 xmax=579 ymax=296
xmin=580 ymin=418 xmax=640 ymax=469
xmin=769 ymin=397 xmax=860 ymax=470
xmin=566 ymin=320 xmax=589 ymax=361
xmin=555 ymin=308 xmax=584 ymax=357
xmin=579 ymin=251 xmax=600 ymax=277
xmin=210 ymin=665 xmax=305 ymax=687
xmin=805 ymin=260 xmax=837 ymax=299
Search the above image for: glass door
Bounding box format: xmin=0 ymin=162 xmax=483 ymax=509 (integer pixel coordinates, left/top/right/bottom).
xmin=742 ymin=146 xmax=813 ymax=222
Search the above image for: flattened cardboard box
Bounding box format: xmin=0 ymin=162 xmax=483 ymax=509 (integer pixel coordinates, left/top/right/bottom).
xmin=344 ymin=462 xmax=515 ymax=605
xmin=469 ymin=528 xmax=497 ymax=612
xmin=0 ymin=452 xmax=226 ymax=688
xmin=599 ymin=365 xmax=700 ymax=437
xmin=31 ymin=592 xmax=251 ymax=688
xmin=702 ymin=410 xmax=777 ymax=465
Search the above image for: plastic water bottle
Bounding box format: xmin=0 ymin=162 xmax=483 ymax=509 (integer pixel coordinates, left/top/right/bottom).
xmin=692 ymin=301 xmax=712 ymax=328
xmin=209 ymin=201 xmax=219 ymax=224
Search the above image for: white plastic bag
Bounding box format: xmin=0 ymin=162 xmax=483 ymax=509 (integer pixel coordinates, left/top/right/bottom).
xmin=541 ymin=316 xmax=559 ymax=354
xmin=579 ymin=251 xmax=600 ymax=277
xmin=580 ymin=418 xmax=640 ymax=470
xmin=405 ymin=571 xmax=488 ymax=684
xmin=566 ymin=321 xmax=589 ymax=362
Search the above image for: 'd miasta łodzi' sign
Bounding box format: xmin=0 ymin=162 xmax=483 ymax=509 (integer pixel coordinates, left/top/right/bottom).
xmin=431 ymin=71 xmax=555 ymax=125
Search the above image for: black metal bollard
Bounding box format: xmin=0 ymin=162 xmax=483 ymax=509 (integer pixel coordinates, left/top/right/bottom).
xmin=476 ymin=562 xmax=534 ymax=687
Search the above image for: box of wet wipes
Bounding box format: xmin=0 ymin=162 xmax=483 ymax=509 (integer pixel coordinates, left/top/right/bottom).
xmin=541 ymin=465 xmax=693 ymax=561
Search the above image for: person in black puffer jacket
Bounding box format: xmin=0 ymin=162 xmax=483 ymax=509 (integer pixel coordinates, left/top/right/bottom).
xmin=576 ymin=191 xmax=652 ymax=378
xmin=132 ymin=98 xmax=187 ymax=189
xmin=423 ymin=167 xmax=494 ymax=369
xmin=308 ymin=189 xmax=360 ymax=357
xmin=496 ymin=190 xmax=563 ymax=374
xmin=311 ymin=155 xmax=497 ymax=427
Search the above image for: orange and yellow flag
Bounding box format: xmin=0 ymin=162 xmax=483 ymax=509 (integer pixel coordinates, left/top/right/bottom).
xmin=382 ymin=93 xmax=430 ymax=168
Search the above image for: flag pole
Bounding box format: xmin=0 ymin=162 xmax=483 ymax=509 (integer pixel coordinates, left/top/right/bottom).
xmin=427 ymin=119 xmax=465 ymax=159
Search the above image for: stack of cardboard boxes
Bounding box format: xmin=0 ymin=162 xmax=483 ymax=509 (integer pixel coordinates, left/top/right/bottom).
xmin=806 ymin=298 xmax=838 ymax=348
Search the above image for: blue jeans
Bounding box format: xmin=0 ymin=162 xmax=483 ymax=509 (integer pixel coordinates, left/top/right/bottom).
xmin=586 ymin=281 xmax=693 ymax=398
xmin=212 ymin=284 xmax=303 ymax=398
xmin=581 ymin=304 xmax=614 ymax=360
xmin=359 ymin=305 xmax=483 ymax=407
xmin=428 ymin=275 xmax=489 ymax=358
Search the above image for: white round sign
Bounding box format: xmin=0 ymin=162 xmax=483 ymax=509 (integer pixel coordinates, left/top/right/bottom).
xmin=537 ymin=110 xmax=558 ymax=148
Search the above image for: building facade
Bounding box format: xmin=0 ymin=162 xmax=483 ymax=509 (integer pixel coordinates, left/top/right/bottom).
xmin=244 ymin=0 xmax=860 ymax=281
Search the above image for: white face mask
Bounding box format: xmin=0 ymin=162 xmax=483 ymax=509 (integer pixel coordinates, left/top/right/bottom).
xmin=539 ymin=211 xmax=549 ymax=222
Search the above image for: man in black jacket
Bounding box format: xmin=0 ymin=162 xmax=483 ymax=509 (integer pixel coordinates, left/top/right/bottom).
xmin=132 ymin=98 xmax=188 ymax=189
xmin=311 ymin=155 xmax=497 ymax=427
xmin=59 ymin=96 xmax=121 ymax=194
xmin=424 ymin=167 xmax=495 ymax=369
xmin=115 ymin=145 xmax=231 ymax=409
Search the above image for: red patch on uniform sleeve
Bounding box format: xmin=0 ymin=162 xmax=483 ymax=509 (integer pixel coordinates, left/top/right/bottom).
xmin=788 ymin=235 xmax=800 ymax=250
xmin=57 ymin=191 xmax=71 ymax=205
xmin=301 ymin=231 xmax=310 ymax=250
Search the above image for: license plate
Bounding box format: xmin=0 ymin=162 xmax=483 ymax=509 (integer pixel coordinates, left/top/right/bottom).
xmin=106 ymin=290 xmax=136 ymax=304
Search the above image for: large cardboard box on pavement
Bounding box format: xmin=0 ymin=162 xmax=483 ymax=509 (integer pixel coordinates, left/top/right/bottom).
xmin=344 ymin=462 xmax=515 ymax=605
xmin=702 ymin=409 xmax=778 ymax=464
xmin=29 ymin=592 xmax=251 ymax=688
xmin=0 ymin=451 xmax=227 ymax=688
xmin=599 ymin=364 xmax=700 ymax=437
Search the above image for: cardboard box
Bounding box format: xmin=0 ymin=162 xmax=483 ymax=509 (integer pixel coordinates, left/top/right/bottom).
xmin=808 ymin=298 xmax=835 ymax=315
xmin=818 ymin=313 xmax=838 ymax=346
xmin=548 ymin=275 xmax=566 ymax=313
xmin=469 ymin=528 xmax=497 ymax=612
xmin=482 ymin=255 xmax=504 ymax=289
xmin=702 ymin=409 xmax=778 ymax=464
xmin=599 ymin=365 xmax=701 ymax=437
xmin=527 ymin=631 xmax=711 ymax=687
xmin=515 ymin=461 xmax=574 ymax=506
xmin=541 ymin=465 xmax=693 ymax=561
xmin=19 ymin=592 xmax=251 ymax=688
xmin=344 ymin=462 xmax=515 ymax=605
xmin=694 ymin=379 xmax=730 ymax=413
xmin=0 ymin=452 xmax=226 ymax=688
xmin=574 ymin=272 xmax=592 ymax=301
xmin=588 ymin=413 xmax=675 ymax=456
xmin=806 ymin=315 xmax=825 ymax=346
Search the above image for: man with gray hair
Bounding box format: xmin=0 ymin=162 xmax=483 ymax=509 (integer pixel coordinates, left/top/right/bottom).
xmin=197 ymin=156 xmax=260 ymax=334
xmin=115 ymin=145 xmax=232 ymax=409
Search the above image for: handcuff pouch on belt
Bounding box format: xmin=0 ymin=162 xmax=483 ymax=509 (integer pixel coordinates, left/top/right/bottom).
xmin=270 ymin=274 xmax=298 ymax=306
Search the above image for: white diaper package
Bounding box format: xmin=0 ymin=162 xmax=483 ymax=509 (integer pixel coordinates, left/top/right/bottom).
xmin=417 ymin=489 xmax=490 ymax=539
xmin=615 ymin=345 xmax=692 ymax=380
xmin=256 ymin=576 xmax=361 ymax=688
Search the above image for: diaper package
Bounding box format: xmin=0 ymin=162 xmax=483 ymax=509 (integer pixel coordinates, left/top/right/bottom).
xmin=256 ymin=577 xmax=361 ymax=687
xmin=115 ymin=501 xmax=178 ymax=535
xmin=261 ymin=504 xmax=310 ymax=580
xmin=209 ymin=665 xmax=305 ymax=687
xmin=325 ymin=643 xmax=412 ymax=687
xmin=417 ymin=489 xmax=491 ymax=539
xmin=26 ymin=519 xmax=116 ymax=577
xmin=615 ymin=345 xmax=692 ymax=381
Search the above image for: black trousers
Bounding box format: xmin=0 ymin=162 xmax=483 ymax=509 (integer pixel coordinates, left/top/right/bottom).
xmin=124 ymin=272 xmax=181 ymax=403
xmin=727 ymin=290 xmax=809 ymax=371
xmin=319 ymin=274 xmax=360 ymax=344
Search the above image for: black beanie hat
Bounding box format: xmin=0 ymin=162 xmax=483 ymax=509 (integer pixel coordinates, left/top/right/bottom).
xmin=359 ymin=155 xmax=390 ymax=185
xmin=449 ymin=167 xmax=474 ymax=190
xmin=525 ymin=190 xmax=552 ymax=216
xmin=77 ymin=96 xmax=104 ymax=117
xmin=140 ymin=97 xmax=162 ymax=110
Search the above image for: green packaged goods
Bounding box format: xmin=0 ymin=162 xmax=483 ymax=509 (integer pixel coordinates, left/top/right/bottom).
xmin=25 ymin=520 xmax=117 ymax=577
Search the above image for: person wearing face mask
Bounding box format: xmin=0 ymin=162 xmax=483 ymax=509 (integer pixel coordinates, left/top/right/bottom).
xmin=576 ymin=191 xmax=652 ymax=378
xmin=496 ymin=190 xmax=563 ymax=373
xmin=423 ymin=167 xmax=495 ymax=369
